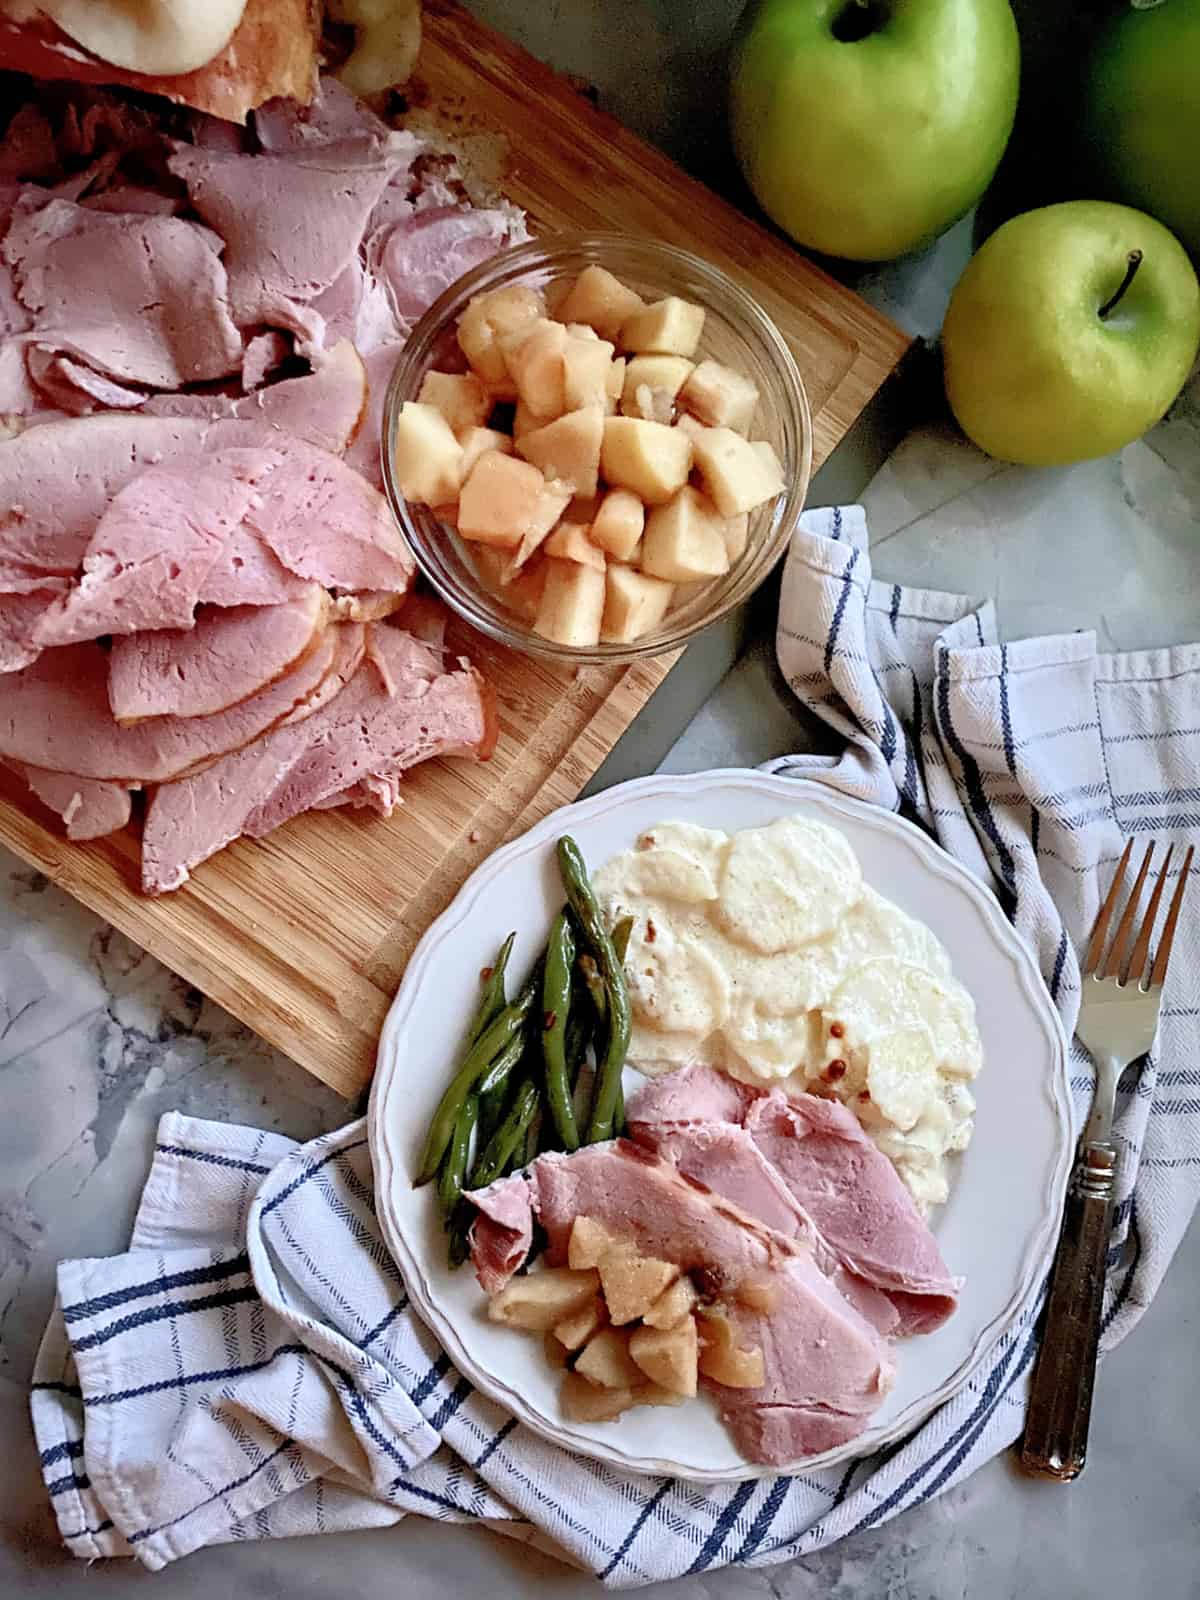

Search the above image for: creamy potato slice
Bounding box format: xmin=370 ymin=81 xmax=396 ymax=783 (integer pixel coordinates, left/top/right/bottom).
xmin=714 ymin=816 xmax=862 ymax=954
xmin=595 ymin=821 xmax=727 ymax=906
xmin=625 ymin=916 xmax=729 ymax=1037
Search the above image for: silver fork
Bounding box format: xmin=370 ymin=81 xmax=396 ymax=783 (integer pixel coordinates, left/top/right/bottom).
xmin=1021 ymin=837 xmax=1193 ymax=1481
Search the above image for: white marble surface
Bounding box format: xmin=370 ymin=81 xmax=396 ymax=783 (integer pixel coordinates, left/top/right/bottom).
xmin=4 ymin=0 xmax=1200 ymax=1593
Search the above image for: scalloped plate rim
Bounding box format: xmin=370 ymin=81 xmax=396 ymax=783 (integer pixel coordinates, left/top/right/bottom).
xmin=370 ymin=768 xmax=1072 ymax=1482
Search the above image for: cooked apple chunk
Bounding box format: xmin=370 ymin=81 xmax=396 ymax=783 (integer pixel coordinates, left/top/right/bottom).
xmin=574 ymin=1328 xmax=644 ymax=1389
xmin=459 ymin=425 xmax=514 ymax=478
xmin=643 ymin=1275 xmax=699 ymax=1330
xmin=605 ymin=357 xmax=626 ymax=410
xmin=563 ymin=335 xmax=616 ymax=411
xmin=691 ymin=427 xmax=785 ymax=517
xmin=545 ymin=521 xmax=606 ymax=572
xmin=722 ymin=513 xmax=750 ymax=564
xmin=560 ymin=1371 xmax=640 ymax=1423
xmin=641 ymin=487 xmax=730 ymax=583
xmin=679 ymin=360 xmax=759 ymax=432
xmin=533 ymin=558 xmax=606 ymax=647
xmin=503 ymin=319 xmax=568 ymax=418
xmin=555 ymin=264 xmax=646 ymax=342
xmin=553 ymin=1295 xmax=608 ymax=1352
xmin=599 ymin=1251 xmax=679 ymax=1325
xmin=477 ymin=550 xmax=549 ymax=621
xmin=620 ymin=355 xmax=695 ymax=419
xmin=516 ymin=406 xmax=604 ymax=498
xmin=620 ymin=296 xmax=705 ymax=358
xmin=568 ymin=1216 xmax=620 ymax=1271
xmin=458 ymin=450 xmax=547 ymax=549
xmin=501 ymin=485 xmax=573 ymax=579
xmin=590 ymin=488 xmax=645 ymax=561
xmin=601 ymin=564 xmax=673 ymax=643
xmin=696 ymin=1309 xmax=764 ymax=1388
xmin=629 ymin=1316 xmax=699 ymax=1398
xmin=416 ymin=370 xmax=491 ymax=437
xmin=601 ymin=417 xmax=691 ymax=504
xmin=487 ymin=1266 xmax=601 ymax=1331
xmin=458 ymin=283 xmax=545 ymax=388
xmin=392 ymin=401 xmax=463 ymax=506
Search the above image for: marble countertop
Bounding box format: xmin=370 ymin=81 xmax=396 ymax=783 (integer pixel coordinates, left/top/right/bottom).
xmin=3 ymin=2 xmax=1199 ymax=1595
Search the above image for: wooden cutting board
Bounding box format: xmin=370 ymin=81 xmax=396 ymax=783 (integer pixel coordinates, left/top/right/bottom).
xmin=0 ymin=0 xmax=910 ymax=1098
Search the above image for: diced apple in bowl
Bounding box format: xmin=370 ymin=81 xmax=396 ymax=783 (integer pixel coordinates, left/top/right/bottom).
xmin=394 ymin=263 xmax=790 ymax=650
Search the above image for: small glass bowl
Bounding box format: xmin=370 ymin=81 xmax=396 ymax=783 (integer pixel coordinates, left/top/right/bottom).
xmin=380 ymin=233 xmax=813 ymax=663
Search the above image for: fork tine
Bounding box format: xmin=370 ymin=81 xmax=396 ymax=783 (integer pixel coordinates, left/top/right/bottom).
xmin=1103 ymin=840 xmax=1155 ymax=980
xmin=1149 ymin=844 xmax=1194 ymax=989
xmin=1084 ymin=839 xmax=1132 ymax=976
xmin=1128 ymin=844 xmax=1172 ymax=987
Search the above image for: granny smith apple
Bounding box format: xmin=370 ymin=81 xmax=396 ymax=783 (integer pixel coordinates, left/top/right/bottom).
xmin=1081 ymin=0 xmax=1200 ymax=262
xmin=729 ymin=0 xmax=1021 ymax=262
xmin=942 ymin=201 xmax=1200 ymax=467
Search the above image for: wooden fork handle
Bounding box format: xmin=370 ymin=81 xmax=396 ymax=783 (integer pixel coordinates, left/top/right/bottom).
xmin=1020 ymin=1142 xmax=1117 ymax=1481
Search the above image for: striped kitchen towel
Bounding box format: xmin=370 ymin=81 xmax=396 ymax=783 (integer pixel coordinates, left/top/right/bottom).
xmin=32 ymin=505 xmax=1199 ymax=1582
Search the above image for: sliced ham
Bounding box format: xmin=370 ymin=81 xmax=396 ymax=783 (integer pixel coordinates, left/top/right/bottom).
xmin=629 ymin=1067 xmax=960 ymax=1336
xmin=168 ymin=144 xmax=395 ymax=326
xmin=141 ymin=624 xmax=495 ymax=893
xmin=143 ymin=341 xmax=369 ymax=464
xmin=469 ymin=1141 xmax=894 ymax=1463
xmin=0 ymin=624 xmax=359 ymax=784
xmin=7 ymin=763 xmax=132 ymax=840
xmin=344 ymin=341 xmax=403 ymax=488
xmin=372 ymin=205 xmax=526 ymax=331
xmin=108 ymin=584 xmax=328 ymax=722
xmin=254 ymin=79 xmax=414 ymax=159
xmin=26 ymin=350 xmax=147 ymax=414
xmin=33 ymin=448 xmax=267 ymax=645
xmin=0 ymin=591 xmax=54 ymax=674
xmin=4 ymin=198 xmax=243 ymax=389
xmin=196 ymin=524 xmax=311 ymax=609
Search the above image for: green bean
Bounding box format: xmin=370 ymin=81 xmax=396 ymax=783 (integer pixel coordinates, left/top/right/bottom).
xmin=446 ymin=1207 xmax=472 ymax=1269
xmin=557 ymin=836 xmax=632 ymax=1145
xmin=577 ymin=915 xmax=633 ymax=1024
xmin=469 ymin=1078 xmax=541 ymax=1190
xmin=437 ymin=1093 xmax=478 ymax=1218
xmin=612 ymin=915 xmax=634 ymax=965
xmin=469 ymin=932 xmax=515 ymax=1045
xmin=415 ymin=979 xmax=539 ymax=1184
xmin=541 ymin=910 xmax=580 ymax=1150
xmin=476 ymin=1031 xmax=526 ymax=1146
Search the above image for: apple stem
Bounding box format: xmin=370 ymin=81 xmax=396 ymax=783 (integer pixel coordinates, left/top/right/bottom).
xmin=1098 ymin=251 xmax=1143 ymax=320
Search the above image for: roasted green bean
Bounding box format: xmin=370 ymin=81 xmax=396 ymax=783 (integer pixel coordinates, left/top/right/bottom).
xmin=556 ymin=837 xmax=632 ymax=1144
xmin=469 ymin=1079 xmax=541 ymax=1190
xmin=541 ymin=910 xmax=580 ymax=1150
xmin=438 ymin=1094 xmax=478 ymax=1218
xmin=468 ymin=932 xmax=515 ymax=1044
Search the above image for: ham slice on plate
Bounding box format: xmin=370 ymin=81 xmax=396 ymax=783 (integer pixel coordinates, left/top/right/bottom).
xmin=108 ymin=584 xmax=328 ymax=722
xmin=5 ymin=762 xmax=133 ymax=841
xmin=629 ymin=1066 xmax=961 ymax=1336
xmin=0 ymin=624 xmax=362 ymax=784
xmin=4 ymin=198 xmax=244 ymax=389
xmin=470 ymin=1141 xmax=895 ymax=1464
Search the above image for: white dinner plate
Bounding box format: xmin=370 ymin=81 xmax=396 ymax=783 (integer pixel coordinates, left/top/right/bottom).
xmin=370 ymin=769 xmax=1072 ymax=1481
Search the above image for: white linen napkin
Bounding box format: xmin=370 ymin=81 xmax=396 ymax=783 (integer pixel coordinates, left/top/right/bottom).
xmin=32 ymin=506 xmax=1199 ymax=1583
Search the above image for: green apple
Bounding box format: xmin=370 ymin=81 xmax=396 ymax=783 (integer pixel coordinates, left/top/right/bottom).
xmin=1081 ymin=0 xmax=1200 ymax=262
xmin=729 ymin=0 xmax=1021 ymax=262
xmin=942 ymin=201 xmax=1200 ymax=467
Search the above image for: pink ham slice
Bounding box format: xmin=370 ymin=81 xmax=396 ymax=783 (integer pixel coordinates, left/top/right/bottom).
xmin=0 ymin=591 xmax=54 ymax=673
xmin=32 ymin=448 xmax=267 ymax=645
xmin=371 ymin=205 xmax=526 ymax=332
xmin=629 ymin=1067 xmax=960 ymax=1336
xmin=6 ymin=762 xmax=132 ymax=840
xmin=3 ymin=198 xmax=243 ymax=389
xmin=0 ymin=624 xmax=360 ymax=784
xmin=32 ymin=438 xmax=413 ymax=647
xmin=344 ymin=341 xmax=404 ymax=489
xmin=143 ymin=339 xmax=368 ymax=459
xmin=141 ymin=624 xmax=495 ymax=894
xmin=108 ymin=584 xmax=328 ymax=722
xmin=167 ymin=144 xmax=395 ymax=326
xmin=469 ymin=1141 xmax=895 ymax=1464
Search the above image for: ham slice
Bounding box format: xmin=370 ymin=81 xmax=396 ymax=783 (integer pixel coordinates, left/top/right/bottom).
xmin=4 ymin=198 xmax=243 ymax=389
xmin=0 ymin=591 xmax=54 ymax=673
xmin=108 ymin=584 xmax=328 ymax=722
xmin=372 ymin=205 xmax=527 ymax=332
xmin=629 ymin=1067 xmax=960 ymax=1336
xmin=469 ymin=1141 xmax=894 ymax=1463
xmin=6 ymin=762 xmax=132 ymax=840
xmin=33 ymin=448 xmax=267 ymax=645
xmin=168 ymin=143 xmax=395 ymax=326
xmin=0 ymin=624 xmax=360 ymax=784
xmin=143 ymin=339 xmax=368 ymax=459
xmin=141 ymin=624 xmax=495 ymax=893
